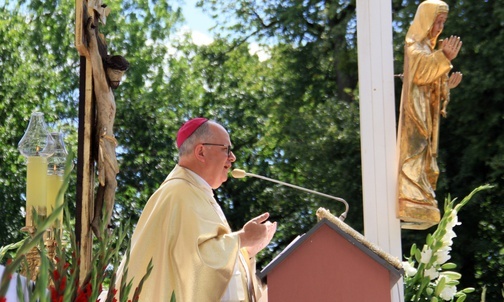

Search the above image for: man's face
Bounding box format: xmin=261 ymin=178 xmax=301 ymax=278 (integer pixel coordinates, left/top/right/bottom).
xmin=203 ymin=123 xmax=236 ymax=189
xmin=106 ymin=68 xmax=126 ymax=89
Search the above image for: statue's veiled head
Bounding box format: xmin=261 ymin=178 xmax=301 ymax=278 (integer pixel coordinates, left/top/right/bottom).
xmin=406 ymin=0 xmax=449 ymax=48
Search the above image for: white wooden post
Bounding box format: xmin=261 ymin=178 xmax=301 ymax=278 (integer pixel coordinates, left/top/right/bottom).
xmin=356 ymin=0 xmax=404 ymax=301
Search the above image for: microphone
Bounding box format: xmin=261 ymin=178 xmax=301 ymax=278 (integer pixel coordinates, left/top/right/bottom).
xmin=232 ymin=168 xmax=349 ymax=221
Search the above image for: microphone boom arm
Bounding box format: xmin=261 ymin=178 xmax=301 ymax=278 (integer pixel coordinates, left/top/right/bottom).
xmin=233 ymin=169 xmax=349 ymax=221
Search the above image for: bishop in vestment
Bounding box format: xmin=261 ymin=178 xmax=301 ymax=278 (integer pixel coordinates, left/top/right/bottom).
xmin=114 ymin=118 xmax=276 ymax=301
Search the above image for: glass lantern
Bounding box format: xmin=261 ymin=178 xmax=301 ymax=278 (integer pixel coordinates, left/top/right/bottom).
xmin=47 ymin=132 xmax=68 ymax=228
xmin=18 ymin=112 xmax=55 ymax=228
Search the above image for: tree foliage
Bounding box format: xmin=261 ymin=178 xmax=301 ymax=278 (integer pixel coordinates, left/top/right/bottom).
xmin=0 ymin=0 xmax=79 ymax=246
xmin=0 ymin=0 xmax=502 ymax=301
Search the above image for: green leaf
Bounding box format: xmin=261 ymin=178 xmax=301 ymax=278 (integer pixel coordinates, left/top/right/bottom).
xmin=0 ymin=239 xmax=26 ymax=263
xmin=461 ymin=287 xmax=475 ymax=294
xmin=442 ymin=271 xmax=462 ymax=280
xmin=441 ymin=263 xmax=457 ymax=270
xmin=455 ymin=293 xmax=467 ymax=302
xmin=446 ymin=280 xmax=460 ymax=286
xmin=415 ymin=249 xmax=422 ymax=263
xmin=435 ymin=276 xmax=446 ymax=296
xmin=426 ymin=287 xmax=434 ymax=295
xmin=454 ymin=185 xmax=493 ymax=212
xmin=427 ymin=234 xmax=434 ymax=246
xmin=410 ymin=243 xmax=417 ymax=256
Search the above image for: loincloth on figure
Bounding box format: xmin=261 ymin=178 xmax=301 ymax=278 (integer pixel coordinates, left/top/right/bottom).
xmin=98 ymin=133 xmax=119 ymax=186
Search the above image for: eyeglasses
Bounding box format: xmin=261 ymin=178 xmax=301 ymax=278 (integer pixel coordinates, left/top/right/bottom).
xmin=202 ymin=143 xmax=233 ymax=156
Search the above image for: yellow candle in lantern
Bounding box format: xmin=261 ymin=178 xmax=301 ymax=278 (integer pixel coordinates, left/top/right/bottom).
xmin=47 ymin=171 xmax=64 ymax=227
xmin=26 ymin=156 xmax=48 ymax=226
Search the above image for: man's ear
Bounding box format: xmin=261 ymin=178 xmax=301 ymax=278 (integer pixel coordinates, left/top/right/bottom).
xmin=194 ymin=144 xmax=206 ymax=162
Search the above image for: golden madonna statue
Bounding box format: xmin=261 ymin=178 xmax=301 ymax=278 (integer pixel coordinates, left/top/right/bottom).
xmin=397 ymin=0 xmax=462 ymax=229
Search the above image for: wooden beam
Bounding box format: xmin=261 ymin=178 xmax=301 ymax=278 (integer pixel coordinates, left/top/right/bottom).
xmin=75 ymin=0 xmax=94 ymax=283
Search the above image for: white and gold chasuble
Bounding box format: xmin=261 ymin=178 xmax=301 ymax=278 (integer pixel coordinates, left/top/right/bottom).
xmin=115 ymin=165 xmax=261 ymax=301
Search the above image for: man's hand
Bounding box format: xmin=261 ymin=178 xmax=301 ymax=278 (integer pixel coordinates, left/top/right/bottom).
xmin=238 ymin=213 xmax=277 ymax=257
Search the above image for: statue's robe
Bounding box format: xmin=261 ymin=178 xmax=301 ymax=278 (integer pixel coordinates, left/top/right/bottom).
xmin=397 ymin=0 xmax=452 ymax=228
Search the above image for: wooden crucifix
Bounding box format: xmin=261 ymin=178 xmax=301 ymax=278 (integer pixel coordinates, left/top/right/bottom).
xmin=75 ymin=0 xmax=129 ymax=282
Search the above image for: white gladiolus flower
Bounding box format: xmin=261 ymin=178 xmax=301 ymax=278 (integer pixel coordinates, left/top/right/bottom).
xmin=436 ymin=248 xmax=451 ymax=264
xmin=402 ymin=261 xmax=418 ymax=277
xmin=446 ymin=210 xmax=461 ymax=228
xmin=424 ymin=267 xmax=439 ymax=280
xmin=439 ymin=284 xmax=457 ymax=301
xmin=442 ymin=229 xmax=457 ymax=246
xmin=400 ymin=187 xmax=490 ymax=301
xmin=420 ymin=246 xmax=432 ymax=264
xmin=441 ymin=238 xmax=453 ymax=248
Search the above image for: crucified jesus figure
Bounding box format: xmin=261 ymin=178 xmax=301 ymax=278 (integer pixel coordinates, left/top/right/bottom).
xmin=86 ymin=15 xmax=129 ymax=239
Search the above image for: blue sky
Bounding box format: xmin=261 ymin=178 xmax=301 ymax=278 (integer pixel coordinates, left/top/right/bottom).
xmin=178 ymin=0 xmax=270 ymax=60
xmin=180 ymin=0 xmax=215 ymax=37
